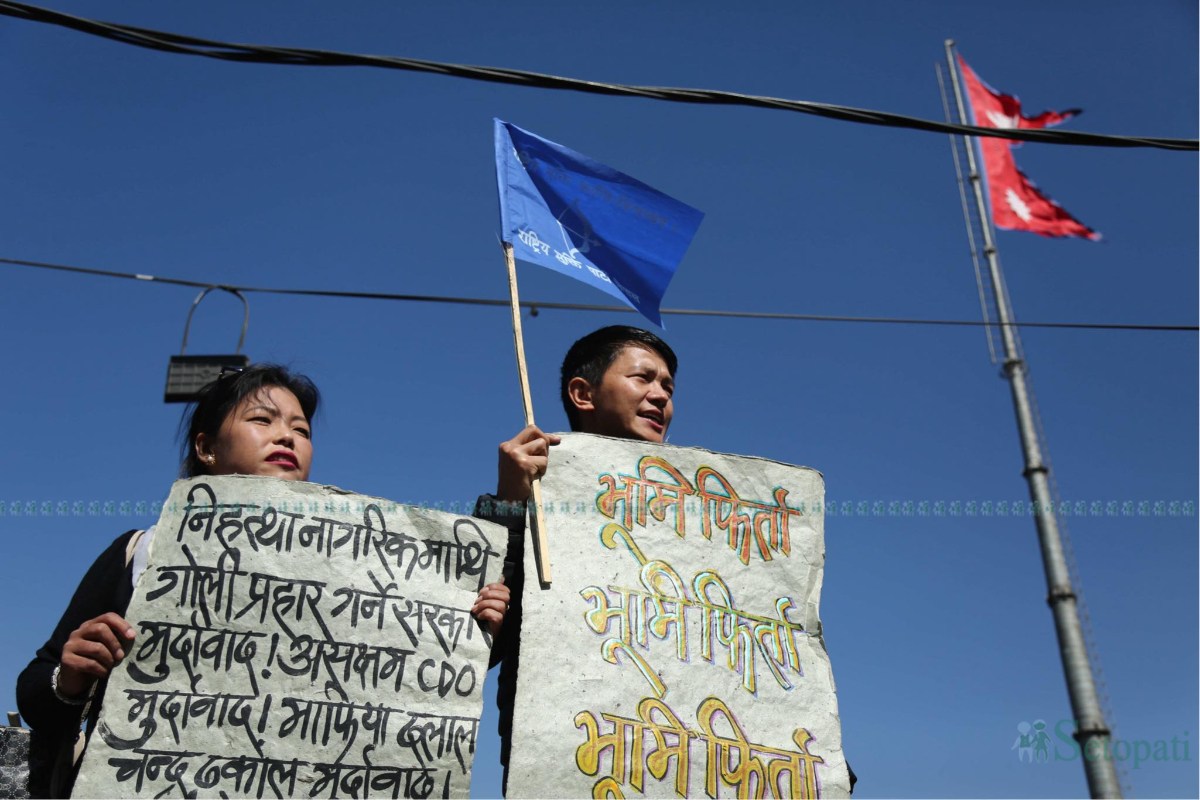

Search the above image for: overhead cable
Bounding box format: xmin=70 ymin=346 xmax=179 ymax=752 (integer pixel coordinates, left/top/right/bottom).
xmin=0 ymin=1 xmax=1194 ymax=152
xmin=3 ymin=257 xmax=1195 ymax=333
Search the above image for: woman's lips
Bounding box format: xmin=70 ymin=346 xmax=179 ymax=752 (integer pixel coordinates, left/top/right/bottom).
xmin=266 ymin=451 xmax=299 ymax=469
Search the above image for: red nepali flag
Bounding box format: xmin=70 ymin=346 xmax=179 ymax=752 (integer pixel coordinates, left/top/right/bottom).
xmin=958 ymin=55 xmax=1100 ymax=241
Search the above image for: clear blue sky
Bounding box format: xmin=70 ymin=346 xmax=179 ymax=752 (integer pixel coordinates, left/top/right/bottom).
xmin=2 ymin=2 xmax=1196 ymax=797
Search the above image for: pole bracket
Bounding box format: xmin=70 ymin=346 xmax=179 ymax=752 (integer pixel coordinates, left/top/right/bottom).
xmin=1071 ymin=723 xmax=1113 ymax=743
xmin=1046 ymin=586 xmax=1077 ymax=605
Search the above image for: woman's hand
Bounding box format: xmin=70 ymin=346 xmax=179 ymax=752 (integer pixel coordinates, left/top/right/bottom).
xmin=471 ymin=581 xmax=511 ymax=639
xmin=57 ymin=612 xmax=136 ymax=699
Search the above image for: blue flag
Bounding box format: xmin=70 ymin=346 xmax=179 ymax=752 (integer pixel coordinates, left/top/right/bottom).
xmin=494 ymin=119 xmax=703 ymax=326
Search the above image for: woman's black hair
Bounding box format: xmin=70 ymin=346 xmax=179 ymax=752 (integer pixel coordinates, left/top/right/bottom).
xmin=180 ymin=364 xmax=320 ymax=478
xmin=559 ymin=326 xmax=677 ymax=431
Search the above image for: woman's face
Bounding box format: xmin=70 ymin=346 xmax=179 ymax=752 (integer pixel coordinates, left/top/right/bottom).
xmin=195 ymin=386 xmax=313 ymax=481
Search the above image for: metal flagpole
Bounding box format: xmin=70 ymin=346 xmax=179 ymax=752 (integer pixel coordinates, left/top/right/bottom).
xmin=942 ymin=39 xmax=1122 ymax=799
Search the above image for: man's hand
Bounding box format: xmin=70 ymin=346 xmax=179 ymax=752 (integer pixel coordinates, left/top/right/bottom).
xmin=57 ymin=612 xmax=136 ymax=698
xmin=495 ymin=425 xmax=561 ymax=502
xmin=471 ymin=581 xmax=511 ymax=639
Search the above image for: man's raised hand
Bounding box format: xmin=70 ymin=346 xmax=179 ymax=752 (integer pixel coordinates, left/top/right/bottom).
xmin=495 ymin=425 xmax=561 ymax=502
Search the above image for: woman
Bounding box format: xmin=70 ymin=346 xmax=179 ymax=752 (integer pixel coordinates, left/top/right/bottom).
xmin=16 ymin=364 xmax=509 ymax=797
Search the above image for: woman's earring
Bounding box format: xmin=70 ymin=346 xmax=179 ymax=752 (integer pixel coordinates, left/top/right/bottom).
xmin=204 ymin=455 xmax=216 ymax=465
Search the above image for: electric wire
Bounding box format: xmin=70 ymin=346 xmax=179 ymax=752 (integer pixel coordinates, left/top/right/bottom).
xmin=3 ymin=257 xmax=1195 ymax=333
xmin=0 ymin=0 xmax=1195 ymax=152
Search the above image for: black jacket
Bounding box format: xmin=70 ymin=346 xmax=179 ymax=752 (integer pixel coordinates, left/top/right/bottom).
xmin=16 ymin=530 xmax=138 ymax=798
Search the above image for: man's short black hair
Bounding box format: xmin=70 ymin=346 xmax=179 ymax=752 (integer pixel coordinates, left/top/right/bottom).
xmin=560 ymin=326 xmax=678 ymax=431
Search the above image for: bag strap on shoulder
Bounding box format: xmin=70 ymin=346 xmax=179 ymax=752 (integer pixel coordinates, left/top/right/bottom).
xmin=124 ymin=529 xmax=146 ymax=568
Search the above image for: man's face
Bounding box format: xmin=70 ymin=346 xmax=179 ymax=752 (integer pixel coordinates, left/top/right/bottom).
xmin=580 ymin=345 xmax=674 ymax=442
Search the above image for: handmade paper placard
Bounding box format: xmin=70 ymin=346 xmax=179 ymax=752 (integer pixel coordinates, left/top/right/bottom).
xmin=507 ymin=434 xmax=850 ymax=799
xmin=73 ymin=475 xmax=505 ymax=799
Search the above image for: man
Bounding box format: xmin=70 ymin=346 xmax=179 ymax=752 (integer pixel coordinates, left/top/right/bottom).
xmin=472 ymin=325 xmax=676 ymax=793
xmin=472 ymin=325 xmax=857 ymax=795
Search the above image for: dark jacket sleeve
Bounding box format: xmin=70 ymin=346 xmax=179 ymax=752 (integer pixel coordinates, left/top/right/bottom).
xmin=16 ymin=530 xmax=137 ymax=797
xmin=472 ymin=494 xmax=526 ymax=670
xmin=472 ymin=495 xmax=527 ymax=777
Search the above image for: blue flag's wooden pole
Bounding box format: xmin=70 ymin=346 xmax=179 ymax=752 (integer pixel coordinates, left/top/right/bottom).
xmin=503 ymin=241 xmax=552 ymax=585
